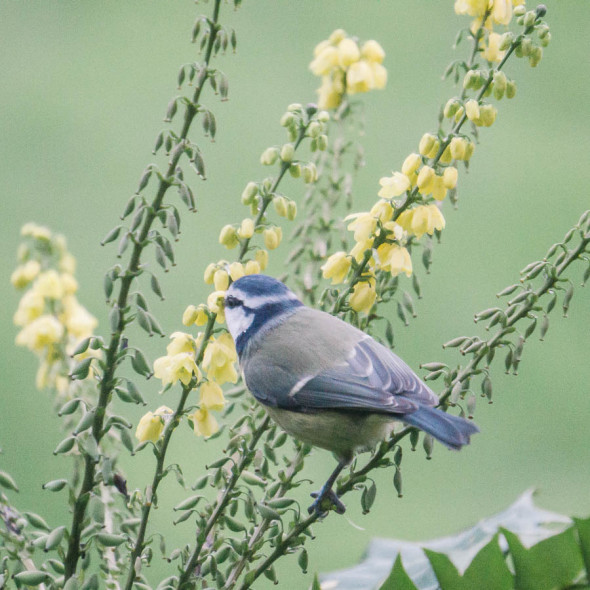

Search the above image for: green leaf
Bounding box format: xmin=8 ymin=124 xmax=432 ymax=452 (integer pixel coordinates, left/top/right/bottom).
xmin=574 ymin=516 xmax=590 ymax=579
xmin=0 ymin=469 xmax=19 ymax=491
xmin=13 ymin=571 xmax=52 ymax=585
xmin=311 ymin=573 xmax=321 ymax=590
xmin=502 ymin=526 xmax=584 ymax=590
xmin=378 ymin=554 xmax=418 ymax=590
xmin=425 ymin=535 xmax=512 ymax=590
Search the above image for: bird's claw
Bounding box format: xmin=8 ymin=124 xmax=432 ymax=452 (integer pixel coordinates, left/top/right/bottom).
xmin=308 ymin=488 xmax=346 ymax=516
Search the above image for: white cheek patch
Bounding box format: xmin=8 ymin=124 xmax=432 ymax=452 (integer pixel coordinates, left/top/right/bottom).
xmin=226 ymin=306 xmax=255 ymax=341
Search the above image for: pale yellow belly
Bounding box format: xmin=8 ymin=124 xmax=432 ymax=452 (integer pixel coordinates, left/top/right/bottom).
xmin=265 ymin=406 xmax=394 ymax=460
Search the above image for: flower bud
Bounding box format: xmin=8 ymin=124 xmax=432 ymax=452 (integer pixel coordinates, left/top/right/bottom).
xmin=213 ymin=269 xmax=229 ymax=291
xmin=203 ymin=263 xmax=217 ymax=284
xmin=182 ymin=305 xmax=199 ymax=326
xmin=439 ymin=145 xmax=452 ymax=165
xmin=442 ymin=166 xmax=458 ymax=189
xmin=307 ymin=121 xmax=321 ymax=138
xmin=287 ymin=201 xmax=297 ymax=221
xmin=493 ymin=71 xmax=507 ymax=99
xmin=417 ymin=166 xmax=435 ymax=193
xmin=273 ymin=196 xmax=288 ymax=218
xmin=245 ymin=260 xmax=261 ymax=275
xmin=219 ymin=225 xmax=238 ymax=249
xmin=523 ymin=10 xmax=536 ymax=27
xmin=260 ymin=147 xmax=279 ymax=166
xmin=280 ymin=143 xmax=295 ymax=162
xmin=255 ymin=249 xmax=269 ymax=270
xmin=241 ymin=181 xmax=258 ymax=205
xmin=443 ymin=98 xmax=460 ymax=119
xmin=529 ymin=46 xmax=542 ymax=67
xmin=289 ymin=163 xmax=301 ymax=178
xmin=329 ymin=29 xmax=346 ymax=44
xmin=361 ymin=40 xmax=385 ymax=64
xmin=318 ymin=110 xmax=330 ymax=123
xmin=540 ymin=32 xmax=551 ymax=47
xmin=506 ymin=80 xmax=517 ymax=99
xmin=454 ymin=105 xmax=465 ymax=123
xmin=520 ymin=37 xmax=532 ymax=57
xmin=499 ymin=32 xmax=514 ymax=51
xmin=302 ymin=163 xmax=318 ymax=184
xmin=464 ymin=99 xmax=480 ymax=122
xmin=418 ymin=133 xmax=437 ymax=157
xmin=337 ymin=38 xmax=360 ymax=66
xmin=401 ymin=153 xmax=421 ymax=176
xmin=317 ymin=134 xmax=328 ymax=151
xmin=238 ymin=218 xmax=255 ymax=239
xmin=479 ymin=104 xmax=497 ymax=127
xmin=449 ymin=137 xmax=467 ymax=160
xmin=463 ymin=141 xmax=475 ymax=161
xmin=280 ymin=112 xmax=295 ymax=127
xmin=513 ymin=5 xmax=526 ymax=17
xmin=227 ymin=262 xmax=244 ymax=281
xmin=287 ymin=102 xmax=303 ymax=112
xmin=263 ymin=227 xmax=282 ymax=250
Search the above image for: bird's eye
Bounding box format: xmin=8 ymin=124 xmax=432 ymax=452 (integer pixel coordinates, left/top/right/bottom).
xmin=225 ymin=295 xmax=242 ymax=309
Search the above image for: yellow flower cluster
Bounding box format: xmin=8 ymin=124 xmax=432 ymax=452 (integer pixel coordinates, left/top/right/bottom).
xmin=12 ymin=224 xmax=98 ymax=396
xmin=322 ymin=130 xmax=469 ymax=314
xmin=454 ymin=0 xmax=525 ymax=62
xmin=142 ymin=329 xmax=235 ymax=442
xmin=310 ymin=29 xmax=387 ymax=110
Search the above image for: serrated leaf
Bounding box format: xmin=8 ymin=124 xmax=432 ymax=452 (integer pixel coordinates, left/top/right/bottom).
xmin=378 ymin=554 xmax=418 ymax=590
xmin=502 ymin=526 xmax=584 ymax=590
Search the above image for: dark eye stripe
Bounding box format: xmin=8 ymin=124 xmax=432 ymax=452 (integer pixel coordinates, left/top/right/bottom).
xmin=225 ymin=295 xmax=242 ymax=309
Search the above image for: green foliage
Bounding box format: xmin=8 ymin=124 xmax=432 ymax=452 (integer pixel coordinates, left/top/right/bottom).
xmin=321 ymin=493 xmax=588 ymax=590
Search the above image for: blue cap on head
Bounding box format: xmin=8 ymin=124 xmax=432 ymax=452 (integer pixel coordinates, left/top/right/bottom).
xmin=230 ymin=274 xmax=294 ymax=299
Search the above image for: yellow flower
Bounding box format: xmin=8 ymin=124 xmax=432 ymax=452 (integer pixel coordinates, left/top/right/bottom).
xmin=202 ymin=333 xmax=238 ymax=385
xmin=167 ymin=332 xmax=196 ymax=355
xmin=369 ymin=63 xmax=387 ymax=89
xmin=199 ymin=381 xmax=226 ymax=411
xmin=15 ymin=315 xmax=64 ymax=352
xmin=346 ymin=212 xmax=377 ymax=242
xmin=183 ymin=304 xmax=209 ymax=327
xmin=21 ymin=223 xmax=51 ymax=241
xmin=361 ymin=40 xmax=385 ymax=64
xmin=378 ymin=172 xmax=411 ymax=199
xmin=410 ymin=205 xmax=446 ymax=239
xmin=483 ymin=32 xmax=506 ymax=62
xmin=309 ymin=45 xmax=339 ymax=76
xmin=13 ymin=289 xmax=45 ymax=326
xmin=207 ymin=290 xmax=226 ymax=323
xmin=263 ymin=227 xmax=282 ymax=250
xmin=35 ymin=270 xmax=65 ymax=300
xmin=417 ymin=166 xmax=435 ymax=195
xmin=321 ymin=252 xmax=351 ymax=285
xmin=191 ymin=407 xmax=219 ymax=437
xmin=401 ymin=153 xmax=422 ymax=177
xmin=418 ymin=133 xmax=437 ymax=157
xmin=350 ymin=238 xmax=374 ymax=263
xmin=450 ymin=137 xmax=468 ymax=160
xmin=395 ymin=210 xmax=414 ymax=235
xmin=464 ymin=99 xmax=481 ymax=122
xmin=370 ymin=200 xmax=394 ymax=224
xmin=431 ymin=175 xmax=448 ymax=202
xmin=479 ymin=104 xmax=498 ymax=127
xmin=203 ymin=263 xmax=217 ymax=284
xmin=255 ymin=249 xmax=269 ymax=271
xmin=346 ymin=60 xmax=373 ymax=94
xmin=244 ymin=260 xmax=261 ymax=275
xmin=219 ymin=225 xmax=239 ymax=249
xmin=238 ymin=218 xmax=255 ymax=240
xmin=59 ymin=253 xmax=76 ymax=275
xmin=214 ymin=269 xmax=230 ymax=291
xmin=349 ymin=279 xmax=377 ymax=314
xmin=317 ymin=76 xmax=343 ymax=110
xmin=153 ymin=352 xmax=201 ymax=387
xmin=443 ymin=167 xmax=458 ymax=189
xmin=491 ymin=0 xmax=512 ymax=25
xmin=11 ymin=260 xmax=41 ymax=289
xmin=378 ymin=243 xmax=413 ymax=277
xmin=337 ymin=38 xmax=360 ymax=67
xmin=228 ymin=262 xmax=245 ymax=281
xmin=135 ymin=406 xmax=173 ymax=443
xmin=62 ymin=296 xmax=98 ymax=339
xmin=454 ymin=0 xmax=488 ymax=17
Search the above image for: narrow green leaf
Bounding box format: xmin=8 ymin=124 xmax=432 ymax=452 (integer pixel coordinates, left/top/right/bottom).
xmin=573 ymin=517 xmax=590 ymax=580
xmin=0 ymin=470 xmax=19 ymax=492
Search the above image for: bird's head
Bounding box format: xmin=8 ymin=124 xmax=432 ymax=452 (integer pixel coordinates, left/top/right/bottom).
xmin=224 ymin=275 xmax=303 ymax=355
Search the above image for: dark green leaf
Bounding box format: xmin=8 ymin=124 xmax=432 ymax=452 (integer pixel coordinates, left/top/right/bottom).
xmin=378 ymin=554 xmax=418 ymax=590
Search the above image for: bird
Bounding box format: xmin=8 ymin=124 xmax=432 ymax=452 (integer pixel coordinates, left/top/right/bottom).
xmin=224 ymin=274 xmax=479 ymax=515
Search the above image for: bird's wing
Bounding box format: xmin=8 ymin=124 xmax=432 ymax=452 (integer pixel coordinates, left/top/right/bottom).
xmin=241 ymin=307 xmax=436 ymax=415
xmin=288 ymin=336 xmax=437 ymax=414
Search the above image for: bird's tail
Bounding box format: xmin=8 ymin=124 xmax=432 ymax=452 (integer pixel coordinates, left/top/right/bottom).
xmin=402 ymin=406 xmax=479 ymax=450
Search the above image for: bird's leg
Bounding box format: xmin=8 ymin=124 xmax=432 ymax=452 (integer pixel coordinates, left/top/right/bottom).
xmin=308 ymin=459 xmax=348 ymax=516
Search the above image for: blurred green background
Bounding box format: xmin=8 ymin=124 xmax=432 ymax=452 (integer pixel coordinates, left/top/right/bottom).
xmin=1 ymin=0 xmax=589 ymax=586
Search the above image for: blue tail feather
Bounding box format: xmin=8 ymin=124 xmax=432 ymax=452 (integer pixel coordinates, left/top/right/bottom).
xmin=402 ymin=406 xmax=479 ymax=450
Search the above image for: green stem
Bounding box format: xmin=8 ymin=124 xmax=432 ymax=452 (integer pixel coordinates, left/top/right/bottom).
xmin=176 ymin=415 xmax=271 ymax=589
xmin=63 ymin=0 xmax=223 ymax=581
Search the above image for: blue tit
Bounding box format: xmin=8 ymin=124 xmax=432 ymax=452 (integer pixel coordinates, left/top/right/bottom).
xmin=224 ymin=274 xmax=479 ymax=515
